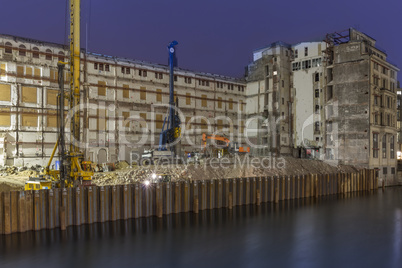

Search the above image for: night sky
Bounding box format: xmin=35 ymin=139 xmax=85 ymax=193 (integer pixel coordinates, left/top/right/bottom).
xmin=1 ymin=0 xmax=401 ymax=78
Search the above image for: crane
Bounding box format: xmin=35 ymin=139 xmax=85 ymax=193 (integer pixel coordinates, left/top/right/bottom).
xmin=141 ymin=41 xmax=181 ymax=165
xmin=25 ymin=0 xmax=93 ymax=190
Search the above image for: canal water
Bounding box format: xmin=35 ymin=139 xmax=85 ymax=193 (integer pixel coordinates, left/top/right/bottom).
xmin=0 ymin=187 xmax=401 ymax=268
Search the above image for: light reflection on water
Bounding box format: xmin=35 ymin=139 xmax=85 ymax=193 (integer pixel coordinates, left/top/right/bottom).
xmin=0 ymin=188 xmax=401 ymax=268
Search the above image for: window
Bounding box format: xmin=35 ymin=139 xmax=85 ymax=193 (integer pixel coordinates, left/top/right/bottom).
xmin=281 ymin=80 xmax=284 ymax=87
xmin=315 ymin=89 xmax=319 ymax=98
xmin=4 ymin=42 xmax=12 ymax=54
xmin=155 ymin=72 xmax=163 ymax=79
xmin=201 ymin=94 xmax=207 ymax=107
xmin=32 ymin=47 xmax=39 ymax=58
xmin=327 ymin=86 xmax=333 ymax=100
xmin=383 ymin=167 xmax=387 ymax=175
xmin=140 ymin=86 xmax=146 ymax=100
xmin=139 ymin=70 xmax=147 ymax=77
xmin=98 ymin=81 xmax=106 ymax=96
xmin=94 ymin=63 xmax=98 ymax=70
xmin=382 ymin=134 xmax=387 ymax=158
xmin=126 ymin=67 xmax=130 ymax=74
xmin=58 ymin=51 xmax=65 ymax=62
xmin=228 ymin=98 xmax=233 ymax=110
xmin=382 ymin=79 xmax=387 ymax=89
xmin=302 ymin=60 xmax=311 ymax=69
xmin=373 ymin=133 xmax=379 ymax=158
xmin=19 ymin=45 xmax=26 ymax=56
xmin=390 ymin=135 xmax=395 ymax=159
xmin=105 ymin=64 xmax=110 ymax=72
xmin=123 ymin=84 xmax=130 ymax=98
xmin=156 ymin=89 xmax=162 ymax=102
xmin=315 ymin=121 xmax=320 ymax=131
xmin=382 ymin=66 xmax=388 ymax=75
xmin=184 ymin=77 xmax=191 ymax=84
xmin=304 ymin=47 xmax=308 ymax=56
xmin=217 ymin=97 xmax=222 ymax=108
xmin=45 ymin=49 xmax=52 ymax=60
xmin=174 ymin=75 xmax=177 ymax=82
xmin=390 ymin=70 xmax=395 ymax=79
xmin=99 ymin=63 xmax=104 ymax=71
xmin=282 ymin=98 xmax=284 ymax=105
xmin=391 ymin=167 xmax=395 ymax=174
xmin=294 ymin=49 xmax=298 ymax=58
xmin=315 ymin=105 xmax=320 ymax=114
xmin=292 ymin=62 xmax=300 ymax=71
xmin=156 ymin=114 xmax=163 ymax=129
xmin=315 ymin=73 xmax=319 ymax=82
xmin=186 ymin=93 xmax=191 ymax=105
xmin=265 ymin=65 xmax=269 ymax=76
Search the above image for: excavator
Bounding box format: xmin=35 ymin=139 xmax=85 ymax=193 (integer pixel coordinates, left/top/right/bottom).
xmin=25 ymin=0 xmax=93 ymax=190
xmin=201 ymin=133 xmax=250 ymax=158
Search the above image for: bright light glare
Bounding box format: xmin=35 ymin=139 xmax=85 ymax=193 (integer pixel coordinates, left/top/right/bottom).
xmin=144 ymin=180 xmax=150 ymax=186
xmin=152 ymin=173 xmax=157 ymax=179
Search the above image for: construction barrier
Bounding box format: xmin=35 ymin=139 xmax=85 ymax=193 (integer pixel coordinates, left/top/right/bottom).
xmin=0 ymin=169 xmax=378 ymax=235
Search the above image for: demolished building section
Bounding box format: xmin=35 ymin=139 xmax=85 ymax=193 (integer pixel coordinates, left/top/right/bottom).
xmin=246 ymin=28 xmax=399 ymax=182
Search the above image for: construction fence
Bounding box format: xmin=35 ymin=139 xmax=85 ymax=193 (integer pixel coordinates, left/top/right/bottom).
xmin=0 ymin=169 xmax=377 ymax=235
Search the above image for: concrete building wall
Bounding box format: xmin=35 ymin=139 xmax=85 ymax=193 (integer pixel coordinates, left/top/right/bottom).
xmin=291 ymin=42 xmax=326 ymax=154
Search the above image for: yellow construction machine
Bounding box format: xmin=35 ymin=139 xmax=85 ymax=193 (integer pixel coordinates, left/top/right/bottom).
xmin=25 ymin=0 xmax=93 ymax=190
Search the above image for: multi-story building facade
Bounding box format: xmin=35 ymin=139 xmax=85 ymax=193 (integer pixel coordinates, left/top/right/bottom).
xmin=0 ymin=34 xmax=247 ymax=166
xmin=246 ymin=28 xmax=399 ymax=183
xmin=246 ymin=42 xmax=293 ymax=156
xmin=324 ymin=28 xmax=399 ymax=182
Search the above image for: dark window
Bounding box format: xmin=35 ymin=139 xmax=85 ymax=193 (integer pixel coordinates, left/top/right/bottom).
xmin=304 ymin=47 xmax=308 ymax=56
xmin=32 ymin=47 xmax=40 ymax=58
xmin=391 ymin=167 xmax=395 ymax=174
xmin=315 ymin=105 xmax=320 ymax=114
xmin=126 ymin=68 xmax=130 ymax=74
xmin=383 ymin=167 xmax=387 ymax=175
xmin=45 ymin=49 xmax=52 ymax=60
xmin=105 ymin=64 xmax=110 ymax=72
xmin=19 ymin=45 xmax=26 ymax=56
xmin=315 ymin=73 xmax=319 ymax=82
xmin=315 ymin=121 xmax=320 ymax=131
xmin=327 ymin=86 xmax=333 ymax=100
xmin=99 ymin=63 xmax=104 ymax=71
xmin=174 ymin=75 xmax=177 ymax=82
xmin=382 ymin=134 xmax=387 ymax=158
xmin=5 ymin=42 xmax=12 ymax=54
xmin=58 ymin=51 xmax=65 ymax=62
xmin=315 ymin=89 xmax=319 ymax=98
xmin=121 ymin=67 xmax=125 ymax=73
xmin=94 ymin=63 xmax=98 ymax=70
xmin=373 ymin=133 xmax=379 ymax=158
xmin=390 ymin=135 xmax=395 ymax=159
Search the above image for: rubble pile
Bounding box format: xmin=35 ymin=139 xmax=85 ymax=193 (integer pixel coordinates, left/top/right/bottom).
xmin=0 ymin=156 xmax=361 ymax=192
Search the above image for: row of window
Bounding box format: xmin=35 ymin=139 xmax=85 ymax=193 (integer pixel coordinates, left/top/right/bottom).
xmin=373 ymin=61 xmax=396 ymax=79
xmin=373 ymin=75 xmax=396 ymax=92
xmin=96 ymin=82 xmax=244 ymax=110
xmin=373 ymin=112 xmax=396 ymax=127
xmin=3 ymin=42 xmax=65 ymax=61
xmin=292 ymin=58 xmax=322 ymax=71
xmin=374 ymin=95 xmax=396 ymax=109
xmin=372 ymin=133 xmax=395 ymax=159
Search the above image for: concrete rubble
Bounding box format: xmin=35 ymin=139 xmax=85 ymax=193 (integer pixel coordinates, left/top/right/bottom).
xmin=0 ymin=156 xmax=361 ymax=192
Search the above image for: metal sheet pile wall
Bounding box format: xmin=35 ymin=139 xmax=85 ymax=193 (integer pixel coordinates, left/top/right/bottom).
xmin=0 ymin=169 xmax=377 ymax=235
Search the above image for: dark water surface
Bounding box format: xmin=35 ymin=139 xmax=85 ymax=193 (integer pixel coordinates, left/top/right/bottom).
xmin=1 ymin=188 xmax=401 ymax=268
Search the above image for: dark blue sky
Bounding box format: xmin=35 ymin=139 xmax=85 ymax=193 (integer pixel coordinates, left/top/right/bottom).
xmin=1 ymin=0 xmax=401 ymax=78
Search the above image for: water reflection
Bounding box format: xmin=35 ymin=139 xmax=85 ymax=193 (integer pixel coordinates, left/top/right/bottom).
xmin=0 ymin=189 xmax=401 ymax=268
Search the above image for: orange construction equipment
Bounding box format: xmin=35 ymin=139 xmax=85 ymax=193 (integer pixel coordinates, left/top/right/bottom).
xmin=202 ymin=133 xmax=250 ymax=157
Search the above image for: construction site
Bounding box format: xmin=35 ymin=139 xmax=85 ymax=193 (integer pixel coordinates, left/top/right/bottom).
xmin=0 ymin=0 xmax=401 ymax=236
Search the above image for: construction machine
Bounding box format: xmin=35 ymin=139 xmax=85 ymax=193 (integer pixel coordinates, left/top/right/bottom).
xmin=25 ymin=0 xmax=93 ymax=190
xmin=201 ymin=133 xmax=250 ymax=158
xmin=141 ymin=41 xmax=181 ymax=165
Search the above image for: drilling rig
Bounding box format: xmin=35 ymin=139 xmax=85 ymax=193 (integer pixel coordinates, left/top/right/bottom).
xmin=25 ymin=0 xmax=93 ymax=190
xmin=140 ymin=41 xmax=182 ymax=166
